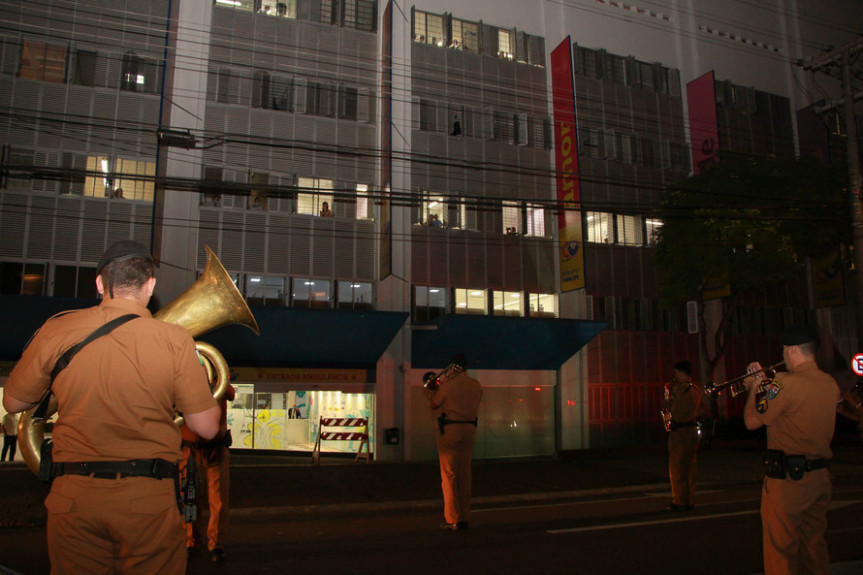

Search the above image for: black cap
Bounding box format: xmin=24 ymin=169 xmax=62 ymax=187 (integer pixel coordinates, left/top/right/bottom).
xmin=96 ymin=240 xmax=154 ymax=275
xmin=450 ymin=353 xmax=468 ymax=369
xmin=673 ymin=360 xmax=692 ymax=376
xmin=781 ymin=324 xmax=819 ymax=347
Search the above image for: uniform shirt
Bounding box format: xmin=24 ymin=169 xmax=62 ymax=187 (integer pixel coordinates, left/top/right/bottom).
xmin=752 ymin=361 xmax=838 ymax=460
xmin=3 ymin=412 xmax=18 ymax=435
xmin=6 ymin=298 xmax=216 ymax=463
xmin=669 ymin=382 xmax=701 ymax=424
xmin=430 ymin=371 xmax=482 ymax=420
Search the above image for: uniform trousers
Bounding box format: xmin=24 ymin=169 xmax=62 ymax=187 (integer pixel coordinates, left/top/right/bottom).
xmin=437 ymin=423 xmax=476 ymax=525
xmin=761 ymin=469 xmax=831 ymax=575
xmin=45 ymin=474 xmax=185 ymax=575
xmin=1 ymin=434 xmax=16 ymax=461
xmin=182 ymin=444 xmax=230 ymax=551
xmin=668 ymin=426 xmax=698 ymax=506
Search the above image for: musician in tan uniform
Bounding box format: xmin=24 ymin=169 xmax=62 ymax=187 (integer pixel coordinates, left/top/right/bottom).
xmin=181 ymin=383 xmax=235 ymax=563
xmin=3 ymin=240 xmax=220 ymax=575
xmin=425 ymin=354 xmax=482 ymax=531
xmin=743 ymin=324 xmax=839 ymax=575
xmin=663 ymin=360 xmax=702 ymax=511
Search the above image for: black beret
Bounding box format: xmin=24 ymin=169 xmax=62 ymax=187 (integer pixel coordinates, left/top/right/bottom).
xmin=96 ymin=240 xmax=154 ymax=275
xmin=781 ymin=324 xmax=819 ymax=347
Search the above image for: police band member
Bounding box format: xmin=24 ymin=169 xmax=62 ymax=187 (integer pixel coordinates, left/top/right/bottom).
xmin=3 ymin=240 xmax=220 ymax=575
xmin=743 ymin=324 xmax=839 ymax=575
xmin=663 ymin=360 xmax=702 ymax=511
xmin=425 ymin=354 xmax=482 ymax=531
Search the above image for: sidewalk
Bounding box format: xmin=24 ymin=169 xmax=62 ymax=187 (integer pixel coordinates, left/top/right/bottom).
xmin=2 ymin=440 xmax=862 ymax=527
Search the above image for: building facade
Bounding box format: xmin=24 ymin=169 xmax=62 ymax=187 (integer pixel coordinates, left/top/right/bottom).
xmin=1 ymin=0 xmax=860 ymax=461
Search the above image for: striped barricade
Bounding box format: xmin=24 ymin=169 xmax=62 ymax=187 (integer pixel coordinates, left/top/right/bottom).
xmin=311 ymin=416 xmax=371 ymax=464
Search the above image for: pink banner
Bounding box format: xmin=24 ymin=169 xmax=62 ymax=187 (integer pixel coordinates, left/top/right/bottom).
xmin=686 ymin=71 xmax=719 ymax=174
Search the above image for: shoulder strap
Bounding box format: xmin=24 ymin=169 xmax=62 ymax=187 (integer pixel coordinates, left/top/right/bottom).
xmin=31 ymin=314 xmax=139 ymax=420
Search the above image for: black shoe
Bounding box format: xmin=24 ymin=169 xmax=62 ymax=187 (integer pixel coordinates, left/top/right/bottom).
xmin=664 ymin=503 xmax=688 ymax=512
xmin=440 ymin=522 xmax=459 ymax=531
xmin=210 ymin=547 xmax=226 ymax=563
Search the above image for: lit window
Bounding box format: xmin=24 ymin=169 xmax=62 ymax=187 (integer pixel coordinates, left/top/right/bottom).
xmin=413 ymin=10 xmax=444 ymax=46
xmin=616 ymin=214 xmax=643 ymax=246
xmin=297 ymin=177 xmax=334 ymax=216
xmin=503 ymin=201 xmax=520 ymax=235
xmin=338 ymin=281 xmax=373 ymax=310
xmin=585 ymin=212 xmax=611 ymax=244
xmin=528 ymin=293 xmax=557 ymax=318
xmin=19 ymin=41 xmax=66 ymax=83
xmin=497 ymin=29 xmax=513 ymax=59
xmin=454 ymin=288 xmax=486 ymax=315
xmin=356 ymin=184 xmax=371 ymax=220
xmin=246 ymin=275 xmax=285 ymax=307
xmin=249 ymin=172 xmax=269 ymax=210
xmin=84 ymin=156 xmax=155 ymax=201
xmin=645 ymin=218 xmax=663 ymax=246
xmin=292 ymin=278 xmax=331 ymax=309
xmin=525 ymin=204 xmax=545 ymax=237
xmin=414 ymin=286 xmax=447 ymax=321
xmin=493 ymin=291 xmax=523 ymax=316
xmin=415 ymin=190 xmax=447 ymax=228
xmin=451 ymin=18 xmax=479 ymax=53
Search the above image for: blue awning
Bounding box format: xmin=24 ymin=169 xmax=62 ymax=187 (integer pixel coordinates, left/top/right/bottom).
xmin=0 ymin=295 xmax=408 ymax=369
xmin=198 ymin=307 xmax=409 ymax=368
xmin=411 ymin=315 xmax=606 ymax=370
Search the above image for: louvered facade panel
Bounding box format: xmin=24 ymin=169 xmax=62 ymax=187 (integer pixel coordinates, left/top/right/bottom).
xmin=428 ymin=234 xmax=448 ymax=285
xmin=81 ymin=201 xmax=108 ymax=260
xmin=197 ymin=210 xmax=221 ymax=269
xmin=54 ymin=197 xmax=82 ymax=261
xmin=244 ymin=212 xmax=267 ymax=272
xmin=267 ymin=214 xmax=290 ymax=274
xmin=465 ymin=236 xmax=486 ymax=288
xmin=617 ymin=332 xmax=633 ymax=384
xmin=333 ymin=220 xmax=354 ymax=279
xmin=521 ymin=241 xmax=539 ymax=292
xmin=536 ymin=241 xmax=556 ymax=293
xmin=485 ymin=238 xmax=503 ymax=289
xmin=311 ymin=218 xmax=335 ymax=278
xmin=502 ymin=240 xmax=522 ymax=291
xmin=448 ymin=235 xmax=466 ymax=286
xmin=293 ymin=115 xmax=317 ymax=148
xmin=220 ymin=211 xmax=244 ymax=270
xmin=226 ymin=108 xmax=250 ymax=140
xmin=355 ymin=221 xmax=375 ymax=280
xmin=289 ymin=219 xmax=312 ymax=276
xmin=131 ymin=204 xmax=150 ymax=247
xmin=106 ymin=202 xmax=133 ymax=247
xmin=411 ymin=232 xmax=429 ymax=285
xmin=25 ymin=196 xmax=53 ymax=258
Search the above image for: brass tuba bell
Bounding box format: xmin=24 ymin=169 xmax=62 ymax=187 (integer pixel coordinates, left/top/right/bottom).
xmin=17 ymin=245 xmax=260 ymax=476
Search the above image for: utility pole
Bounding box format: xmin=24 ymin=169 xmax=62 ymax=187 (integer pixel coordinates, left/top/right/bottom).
xmin=800 ymin=39 xmax=863 ymax=344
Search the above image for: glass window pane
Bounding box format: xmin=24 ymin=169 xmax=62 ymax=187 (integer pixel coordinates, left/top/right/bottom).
xmin=493 ymin=291 xmax=522 ymax=316
xmin=529 ymin=293 xmax=557 ymax=318
xmin=23 ymin=263 xmax=46 ymax=296
xmin=293 ymin=278 xmax=330 ymax=309
xmin=503 ymin=202 xmax=520 ymax=234
xmin=455 ymin=288 xmax=485 ymax=315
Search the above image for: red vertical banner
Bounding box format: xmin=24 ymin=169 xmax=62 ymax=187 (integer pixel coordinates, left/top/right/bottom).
xmin=551 ymin=37 xmax=585 ymax=292
xmin=686 ymin=71 xmax=719 ymax=175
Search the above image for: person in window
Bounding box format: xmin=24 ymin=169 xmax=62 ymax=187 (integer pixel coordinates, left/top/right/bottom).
xmin=319 ymin=202 xmax=333 ymax=217
xmin=452 ymin=114 xmax=461 ymax=136
xmin=430 ymin=214 xmax=442 ymax=229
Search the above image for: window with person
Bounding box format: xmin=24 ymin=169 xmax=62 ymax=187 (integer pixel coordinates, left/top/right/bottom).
xmin=454 ymin=288 xmax=486 ymax=315
xmin=413 ymin=286 xmax=447 ymax=321
xmin=297 ymin=177 xmax=334 ymax=216
xmin=413 ymin=10 xmax=445 ymax=46
xmin=292 ymin=278 xmax=331 ymax=309
xmin=502 ymin=201 xmax=520 ymax=235
xmin=83 ymin=156 xmax=155 ymax=201
xmin=528 ymin=293 xmax=557 ymax=318
xmin=337 ymin=281 xmax=373 ymax=310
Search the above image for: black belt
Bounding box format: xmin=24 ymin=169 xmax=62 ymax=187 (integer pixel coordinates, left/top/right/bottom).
xmin=53 ymin=459 xmax=178 ymax=480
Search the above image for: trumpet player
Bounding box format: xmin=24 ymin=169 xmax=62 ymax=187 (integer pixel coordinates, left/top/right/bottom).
xmin=425 ymin=353 xmax=482 ymax=532
xmin=662 ymin=360 xmax=702 ymax=512
xmin=742 ymin=324 xmax=839 ymax=575
xmin=2 ymin=241 xmax=221 ymax=575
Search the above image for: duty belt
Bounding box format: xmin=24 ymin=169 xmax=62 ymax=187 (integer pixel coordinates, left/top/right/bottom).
xmin=762 ymin=449 xmax=829 ymax=481
xmin=437 ymin=412 xmax=478 ymax=435
xmin=52 ymin=458 xmax=178 ymax=480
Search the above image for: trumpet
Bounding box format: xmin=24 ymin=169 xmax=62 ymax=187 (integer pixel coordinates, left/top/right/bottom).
xmin=422 ymin=363 xmax=465 ymax=391
xmin=705 ymin=361 xmax=785 ymax=398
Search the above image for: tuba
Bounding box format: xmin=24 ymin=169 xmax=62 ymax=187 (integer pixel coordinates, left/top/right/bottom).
xmin=18 ymin=245 xmax=260 ymax=476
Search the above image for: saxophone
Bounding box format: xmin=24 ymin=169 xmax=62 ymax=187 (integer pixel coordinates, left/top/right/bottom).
xmin=661 ymin=383 xmax=673 ymax=432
